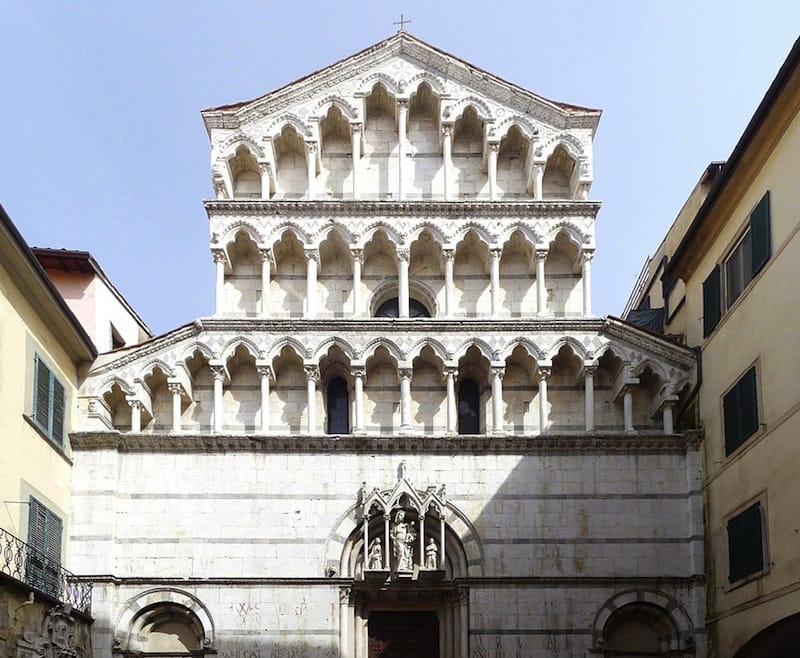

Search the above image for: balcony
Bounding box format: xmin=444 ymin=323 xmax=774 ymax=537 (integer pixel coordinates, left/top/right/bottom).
xmin=0 ymin=527 xmax=92 ymax=615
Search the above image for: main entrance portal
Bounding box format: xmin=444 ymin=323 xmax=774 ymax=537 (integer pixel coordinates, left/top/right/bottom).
xmin=368 ymin=612 xmax=439 ymax=658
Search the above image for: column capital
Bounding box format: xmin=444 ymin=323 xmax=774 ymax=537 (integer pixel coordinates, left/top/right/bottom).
xmin=256 ymin=364 xmax=274 ymax=381
xmin=209 ymin=364 xmax=227 ymax=382
xmin=537 ymin=366 xmax=551 ymax=381
xmin=443 ymin=366 xmax=458 ymax=378
xmin=441 ymin=124 xmax=452 ymax=139
xmin=582 ymin=249 xmax=595 ymax=263
xmin=487 ymin=141 xmax=500 ymax=153
xmin=396 ymin=98 xmax=409 ymax=109
xmin=258 ymin=160 xmax=272 ymax=176
xmin=533 ymin=162 xmax=546 ymax=174
xmin=305 ymin=141 xmax=318 ymax=155
xmin=350 ymin=121 xmax=362 ymax=133
xmin=535 ymin=248 xmax=549 ymax=261
xmin=339 ymin=585 xmax=353 ymax=605
xmin=583 ymin=365 xmax=598 ymax=377
xmin=351 ymin=366 xmax=367 ymax=380
xmin=304 ymin=364 xmax=320 ymax=383
xmin=490 ymin=366 xmax=505 ymax=380
xmin=259 ymin=247 xmax=273 ymax=262
xmin=490 ymin=246 xmax=502 ymax=260
xmin=396 ymin=247 xmax=410 ymax=262
xmin=126 ymin=398 xmax=144 ymax=411
xmin=212 ymin=249 xmax=227 ymax=264
xmin=304 ymin=248 xmax=320 ymax=264
xmin=350 ymin=247 xmax=364 ymax=264
xmin=398 ymin=367 xmax=413 ymax=381
xmin=167 ymin=383 xmax=183 ymax=396
xmin=442 ymin=248 xmax=455 ymax=263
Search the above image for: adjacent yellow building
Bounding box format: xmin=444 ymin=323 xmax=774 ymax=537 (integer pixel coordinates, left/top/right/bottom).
xmin=0 ymin=204 xmax=95 ymax=651
xmin=626 ymin=37 xmax=800 ymax=657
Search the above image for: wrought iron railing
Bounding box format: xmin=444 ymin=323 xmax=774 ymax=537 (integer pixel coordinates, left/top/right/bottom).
xmin=0 ymin=527 xmax=92 ymax=615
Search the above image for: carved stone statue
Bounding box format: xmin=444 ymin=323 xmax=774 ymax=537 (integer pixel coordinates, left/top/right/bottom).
xmin=425 ymin=537 xmax=438 ymax=569
xmin=367 ymin=538 xmax=383 ymax=570
xmin=390 ymin=510 xmax=415 ymax=572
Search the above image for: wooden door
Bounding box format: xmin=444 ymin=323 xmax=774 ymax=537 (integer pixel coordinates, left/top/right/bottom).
xmin=368 ymin=611 xmax=439 ymax=658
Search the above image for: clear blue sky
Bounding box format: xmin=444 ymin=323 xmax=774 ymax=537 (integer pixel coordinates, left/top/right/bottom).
xmin=2 ymin=2 xmax=798 ymax=334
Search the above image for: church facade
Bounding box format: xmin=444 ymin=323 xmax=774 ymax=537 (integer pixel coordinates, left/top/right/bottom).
xmin=70 ymin=33 xmax=705 ymax=657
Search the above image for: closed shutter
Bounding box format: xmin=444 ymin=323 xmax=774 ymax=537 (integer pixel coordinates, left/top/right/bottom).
xmin=728 ymin=502 xmax=764 ymax=581
xmin=739 ymin=367 xmax=759 ymax=440
xmin=26 ymin=497 xmax=63 ymax=597
xmin=750 ymin=191 xmax=771 ymax=275
xmin=34 ymin=356 xmax=52 ymax=432
xmin=723 ymin=367 xmax=759 ymax=456
xmin=51 ymin=379 xmax=65 ymax=446
xmin=723 ymin=384 xmax=742 ymax=456
xmin=702 ymin=265 xmax=721 ymax=337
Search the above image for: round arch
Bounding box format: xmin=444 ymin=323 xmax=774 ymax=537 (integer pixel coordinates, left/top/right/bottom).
xmin=114 ymin=587 xmax=215 ymax=652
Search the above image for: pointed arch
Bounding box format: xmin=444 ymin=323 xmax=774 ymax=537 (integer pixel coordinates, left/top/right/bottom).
xmin=314 ymin=222 xmax=357 ymax=249
xmin=501 ymin=337 xmax=545 ymax=362
xmin=545 ymin=221 xmax=588 ymax=251
xmin=539 ymin=132 xmax=585 ymax=161
xmin=218 ymin=221 xmax=265 ymax=249
xmin=451 ymin=223 xmax=495 ymax=249
xmin=313 ymin=337 xmax=357 ymax=361
xmin=137 ymin=359 xmax=175 ymax=382
xmin=360 ymin=338 xmax=404 ymax=364
xmin=358 ymin=221 xmax=403 ymax=248
xmin=94 ymin=375 xmax=135 ymax=398
xmin=544 ymin=336 xmax=589 ymax=362
xmin=266 ymin=337 xmax=308 ymax=362
xmin=314 ymin=96 xmax=359 ymax=122
xmin=358 ymin=73 xmax=402 ymax=96
xmin=406 ymin=221 xmax=448 ymax=246
xmin=452 ymin=338 xmax=495 ymax=362
xmin=497 ymin=222 xmax=541 ymax=248
xmin=447 ymin=97 xmax=493 ymax=124
xmin=495 ymin=116 xmax=539 ymax=142
xmin=632 ymin=358 xmax=671 ymax=383
xmin=266 ymin=113 xmax=314 ymax=140
xmin=266 ymin=222 xmax=313 ymax=248
xmin=219 ymin=132 xmax=266 ymax=160
xmin=220 ymin=336 xmax=262 ymax=362
xmin=406 ymin=72 xmax=448 ymax=97
xmin=406 ymin=337 xmax=450 ymax=363
xmin=180 ymin=342 xmax=216 ymax=365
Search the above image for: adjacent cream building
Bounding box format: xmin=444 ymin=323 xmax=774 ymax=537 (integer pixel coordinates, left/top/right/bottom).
xmin=70 ymin=33 xmax=705 ymax=657
xmin=625 ymin=36 xmax=800 ymax=658
xmin=0 ymin=205 xmax=96 ymax=656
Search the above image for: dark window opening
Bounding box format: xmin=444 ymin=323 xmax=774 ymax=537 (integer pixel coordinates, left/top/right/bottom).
xmin=458 ymin=379 xmax=480 ymax=434
xmin=375 ymin=297 xmax=431 ymax=318
xmin=327 ymin=376 xmax=350 ymax=434
xmin=728 ymin=501 xmax=765 ymax=582
xmin=723 ymin=366 xmax=759 ymax=455
xmin=111 ymin=323 xmax=125 ymax=350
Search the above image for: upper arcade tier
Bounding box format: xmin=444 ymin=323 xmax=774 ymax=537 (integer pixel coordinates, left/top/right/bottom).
xmin=202 ymin=32 xmax=600 ymax=204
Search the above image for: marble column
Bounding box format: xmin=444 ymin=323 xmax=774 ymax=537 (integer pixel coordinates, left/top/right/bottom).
xmin=538 ymin=366 xmax=550 ymax=433
xmin=305 ymin=365 xmax=319 ymax=435
xmin=213 ymin=250 xmax=226 ymax=316
xmin=663 ymin=402 xmax=674 ymax=435
xmin=533 ymin=162 xmax=544 ymax=200
xmin=443 ymin=249 xmax=455 ymax=317
xmin=399 ymin=367 xmax=412 ymax=432
xmin=352 ymin=366 xmax=366 ymax=434
xmin=397 ymin=100 xmax=408 ymax=199
xmin=491 ymin=366 xmax=504 ymax=433
xmin=305 ymin=249 xmax=319 ymax=319
xmin=623 ymin=388 xmax=635 ymax=434
xmin=339 ymin=587 xmax=352 ymax=658
xmin=439 ymin=513 xmax=446 ymax=568
xmin=259 ymin=161 xmax=272 ymax=200
xmin=305 ymin=142 xmax=317 ymax=200
xmin=584 ymin=366 xmax=596 ymax=433
xmin=442 ymin=125 xmax=453 ymax=200
xmin=362 ymin=515 xmax=370 ymax=566
xmin=168 ymin=383 xmax=182 ymax=432
xmin=397 ymin=248 xmax=410 ymax=318
xmin=260 ymin=248 xmax=271 ymax=318
xmin=445 ymin=367 xmax=457 ymax=433
xmin=128 ymin=399 xmax=143 ymax=433
xmin=384 ymin=514 xmax=391 ymax=570
xmin=211 ymin=364 xmax=226 ymax=433
xmin=350 ymin=122 xmax=361 ymax=199
xmin=351 ymin=248 xmax=363 ymax=316
xmin=582 ymin=251 xmax=594 ymax=316
xmin=487 ymin=142 xmax=499 ymax=201
xmin=257 ymin=365 xmax=273 ymax=434
xmin=535 ymin=249 xmax=548 ymax=315
xmin=490 ymin=247 xmax=502 ymax=317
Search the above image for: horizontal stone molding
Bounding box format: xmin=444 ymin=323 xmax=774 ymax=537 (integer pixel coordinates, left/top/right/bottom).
xmin=69 ymin=430 xmax=703 ymax=453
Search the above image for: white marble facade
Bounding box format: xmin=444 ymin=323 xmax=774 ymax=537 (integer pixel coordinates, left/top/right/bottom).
xmin=70 ymin=32 xmax=705 ymax=657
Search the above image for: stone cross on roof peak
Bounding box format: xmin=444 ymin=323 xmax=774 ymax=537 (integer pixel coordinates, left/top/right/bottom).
xmin=393 ymin=14 xmax=411 ymax=32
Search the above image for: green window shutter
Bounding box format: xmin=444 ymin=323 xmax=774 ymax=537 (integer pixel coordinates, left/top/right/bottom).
xmin=750 ymin=191 xmax=771 ymax=276
xmin=26 ymin=497 xmax=63 ymax=597
xmin=739 ymin=367 xmax=759 ymax=441
xmin=728 ymin=502 xmax=764 ymax=581
xmin=51 ymin=379 xmax=65 ymax=446
xmin=723 ymin=384 xmax=742 ymax=455
xmin=34 ymin=356 xmax=52 ymax=432
xmin=702 ymin=265 xmax=721 ymax=337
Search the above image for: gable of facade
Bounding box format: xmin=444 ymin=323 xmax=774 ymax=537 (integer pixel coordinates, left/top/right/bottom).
xmin=69 ymin=33 xmax=704 ymax=658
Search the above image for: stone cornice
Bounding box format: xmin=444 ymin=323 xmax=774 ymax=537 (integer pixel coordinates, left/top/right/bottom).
xmin=603 ymin=317 xmax=696 ymax=369
xmin=69 ymin=430 xmax=703 ymax=454
xmin=204 ymin=199 xmax=601 ymax=221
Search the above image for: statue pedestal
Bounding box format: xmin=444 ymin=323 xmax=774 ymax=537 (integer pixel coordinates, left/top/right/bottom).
xmin=364 ymin=569 xmax=390 ymax=581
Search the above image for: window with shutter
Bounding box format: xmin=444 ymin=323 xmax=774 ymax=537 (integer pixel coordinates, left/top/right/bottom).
xmin=728 ymin=501 xmax=765 ymax=582
xmin=723 ymin=366 xmax=759 ymax=456
xmin=702 ymin=265 xmax=721 ymax=338
xmin=26 ymin=497 xmax=63 ymax=598
xmin=31 ymin=354 xmax=66 ymax=447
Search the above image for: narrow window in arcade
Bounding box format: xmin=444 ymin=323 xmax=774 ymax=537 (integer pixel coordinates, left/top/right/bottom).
xmin=727 ymin=501 xmax=766 ymax=582
xmin=702 ymin=191 xmax=771 ymax=337
xmin=375 ymin=297 xmax=432 ymax=318
xmin=723 ymin=366 xmax=759 ymax=456
xmin=26 ymin=497 xmax=63 ymax=598
xmin=458 ymin=379 xmax=480 ymax=434
xmin=327 ymin=376 xmax=350 ymax=434
xmin=32 ymin=353 xmax=66 ymax=447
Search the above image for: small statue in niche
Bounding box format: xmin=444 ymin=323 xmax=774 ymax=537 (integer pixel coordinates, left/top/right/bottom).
xmin=390 ymin=510 xmax=415 ymax=572
xmin=367 ymin=538 xmax=383 ymax=570
xmin=425 ymin=537 xmax=439 ymax=569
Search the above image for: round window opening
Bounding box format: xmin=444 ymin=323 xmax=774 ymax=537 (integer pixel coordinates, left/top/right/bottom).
xmin=375 ymin=297 xmax=431 ymax=318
